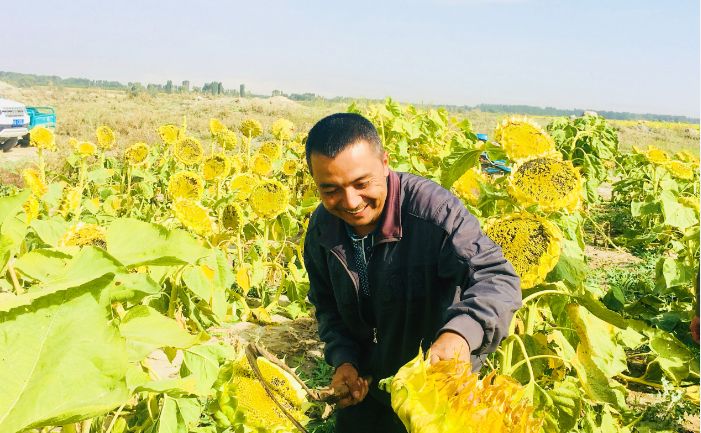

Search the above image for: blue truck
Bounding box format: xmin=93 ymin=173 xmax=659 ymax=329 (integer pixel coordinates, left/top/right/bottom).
xmin=0 ymin=98 xmax=56 ymax=152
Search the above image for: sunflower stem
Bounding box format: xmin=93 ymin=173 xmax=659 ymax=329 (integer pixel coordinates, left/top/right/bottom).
xmin=512 ymin=334 xmax=536 ymax=384
xmin=510 ymin=354 xmax=572 ymax=375
xmin=585 ymin=214 xmax=627 ymax=254
xmin=37 ymin=148 xmax=46 ymax=184
xmin=521 ymin=289 xmax=568 ymax=306
xmin=525 ymin=303 xmax=537 ymax=335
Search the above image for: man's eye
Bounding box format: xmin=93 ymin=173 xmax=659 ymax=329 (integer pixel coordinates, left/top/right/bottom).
xmin=321 ymin=189 xmax=336 ymax=196
xmin=356 ymin=182 xmax=369 ymax=189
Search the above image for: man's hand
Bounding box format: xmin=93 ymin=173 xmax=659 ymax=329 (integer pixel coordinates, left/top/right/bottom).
xmin=330 ymin=363 xmax=370 ymax=408
xmin=429 ymin=331 xmax=471 ymax=364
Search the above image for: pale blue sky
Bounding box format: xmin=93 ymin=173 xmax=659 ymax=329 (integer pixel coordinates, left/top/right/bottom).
xmin=3 ymin=0 xmax=699 ymax=116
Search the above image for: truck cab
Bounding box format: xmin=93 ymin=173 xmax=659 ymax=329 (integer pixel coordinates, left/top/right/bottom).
xmin=0 ymin=98 xmax=30 ymax=152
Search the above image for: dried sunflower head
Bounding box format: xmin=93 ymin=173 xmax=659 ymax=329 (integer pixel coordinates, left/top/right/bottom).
xmin=508 ymin=157 xmax=582 ymax=212
xmin=22 ymin=168 xmax=47 ymax=197
xmin=76 ymin=141 xmax=97 ymax=157
xmin=251 ymin=153 xmax=272 ymax=176
xmin=259 ymin=141 xmax=282 ymax=160
xmin=493 ymin=117 xmax=555 ymax=162
xmin=230 ymin=174 xmax=256 ymax=200
xmin=484 ymin=212 xmax=561 ymax=289
xmin=230 ymin=154 xmax=245 ymax=173
xmin=217 ymin=129 xmax=239 ymax=150
xmin=157 ymin=124 xmax=181 ymax=145
xmin=23 ymin=195 xmax=40 ymax=224
xmin=124 ymin=142 xmax=150 ymax=166
xmin=168 ymin=171 xmax=204 ymax=200
xmin=203 ymin=154 xmax=231 ymax=181
xmin=60 ymin=222 xmax=107 ymax=249
xmin=282 ymin=159 xmax=299 ymax=176
xmin=209 ymin=118 xmax=226 ymax=136
xmin=95 ymin=125 xmax=116 ymax=150
xmin=381 ymin=350 xmax=542 ymax=433
xmin=173 ymin=199 xmax=213 ymax=236
xmin=271 ymin=118 xmax=295 ymax=141
xmin=221 ymin=202 xmax=244 ymax=232
xmin=453 ymin=168 xmax=485 ymax=206
xmin=250 ymin=179 xmax=289 ymax=218
xmin=214 ymin=354 xmax=308 ymax=432
xmin=60 ymin=223 xmax=106 ymax=248
xmin=30 ymin=126 xmax=56 ymax=151
xmin=665 ymin=160 xmax=695 ymax=180
xmin=173 ymin=136 xmax=204 ymax=165
xmin=239 ymin=119 xmax=263 ymax=138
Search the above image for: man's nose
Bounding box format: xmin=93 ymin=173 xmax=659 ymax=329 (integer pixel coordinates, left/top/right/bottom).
xmin=341 ymin=188 xmax=363 ymax=210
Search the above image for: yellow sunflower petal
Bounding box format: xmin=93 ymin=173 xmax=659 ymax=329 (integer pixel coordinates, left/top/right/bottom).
xmin=22 ymin=168 xmax=47 ymax=197
xmin=230 ymin=174 xmax=256 ymax=200
xmin=251 ymin=153 xmax=272 ymax=176
xmin=95 ymin=125 xmax=116 ymax=150
xmin=157 ymin=124 xmax=181 ymax=145
xmin=30 ymin=126 xmax=56 ymax=151
xmin=60 ymin=222 xmax=107 ymax=249
xmin=453 ymin=168 xmax=485 ymax=206
xmin=173 ymin=199 xmax=213 ymax=236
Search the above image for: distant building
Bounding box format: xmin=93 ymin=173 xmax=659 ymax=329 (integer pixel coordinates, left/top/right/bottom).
xmin=182 ymin=80 xmax=190 ymax=92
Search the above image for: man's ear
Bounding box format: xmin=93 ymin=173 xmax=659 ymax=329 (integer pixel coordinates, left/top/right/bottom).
xmin=382 ymin=151 xmax=389 ymax=176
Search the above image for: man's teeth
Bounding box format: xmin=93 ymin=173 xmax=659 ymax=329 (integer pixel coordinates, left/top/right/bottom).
xmin=346 ymin=205 xmax=366 ymax=214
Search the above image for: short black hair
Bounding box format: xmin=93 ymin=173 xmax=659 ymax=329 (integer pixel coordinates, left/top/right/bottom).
xmin=305 ymin=113 xmax=384 ymax=170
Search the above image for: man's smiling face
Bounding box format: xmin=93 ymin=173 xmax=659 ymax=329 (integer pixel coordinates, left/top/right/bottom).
xmin=310 ymin=140 xmax=389 ymax=236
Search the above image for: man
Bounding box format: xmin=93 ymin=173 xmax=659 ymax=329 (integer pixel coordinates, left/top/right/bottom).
xmin=303 ymin=113 xmax=521 ymax=432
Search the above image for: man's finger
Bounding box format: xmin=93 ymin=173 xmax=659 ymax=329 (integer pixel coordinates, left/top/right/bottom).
xmin=429 ymin=352 xmax=441 ymax=365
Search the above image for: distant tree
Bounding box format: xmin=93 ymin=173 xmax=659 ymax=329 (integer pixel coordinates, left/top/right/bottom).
xmin=165 ymin=80 xmax=173 ymax=93
xmin=240 ymin=84 xmax=246 ymax=97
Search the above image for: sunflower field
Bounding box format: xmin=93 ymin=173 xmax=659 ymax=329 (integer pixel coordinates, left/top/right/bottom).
xmin=0 ymin=98 xmax=698 ymax=433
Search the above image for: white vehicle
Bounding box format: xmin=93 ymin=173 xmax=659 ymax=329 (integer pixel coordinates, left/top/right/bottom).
xmin=0 ymin=98 xmax=30 ymax=152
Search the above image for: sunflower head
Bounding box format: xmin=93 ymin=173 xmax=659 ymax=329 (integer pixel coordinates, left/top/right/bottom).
xmin=173 ymin=136 xmax=204 ymax=165
xmin=30 ymin=126 xmax=56 ymax=151
xmin=282 ymin=159 xmax=299 ymax=176
xmin=665 ymin=160 xmax=695 ymax=180
xmin=230 ymin=174 xmax=256 ymax=200
xmin=251 ymin=153 xmax=273 ymax=176
xmin=60 ymin=222 xmax=107 ymax=249
xmin=157 ymin=124 xmax=181 ymax=145
xmin=634 ymin=145 xmax=669 ymax=165
xmin=383 ymin=350 xmax=542 ymax=433
xmin=203 ymin=154 xmax=231 ymax=181
xmin=173 ymin=199 xmax=213 ymax=236
xmin=271 ymin=118 xmax=295 ymax=141
xmin=95 ymin=126 xmax=116 ymax=150
xmin=23 ymin=195 xmax=40 ymax=224
xmin=22 ymin=168 xmax=47 ymax=197
xmin=76 ymin=141 xmax=98 ymax=157
xmin=674 ymin=150 xmax=700 ymax=166
xmin=484 ymin=212 xmax=562 ymax=289
xmin=508 ymin=156 xmax=582 ymax=212
xmin=259 ymin=141 xmax=282 ymax=160
xmin=124 ymin=142 xmax=150 ymax=166
xmin=168 ymin=171 xmax=204 ymax=200
xmin=221 ymin=202 xmax=244 ymax=232
xmin=230 ymin=154 xmax=246 ymax=173
xmin=453 ymin=168 xmax=485 ymax=206
xmin=216 ymin=129 xmax=239 ymax=150
xmin=239 ymin=119 xmax=263 ymax=138
xmin=59 ymin=187 xmax=82 ymax=218
xmin=493 ymin=117 xmax=555 ymax=161
xmin=209 ymin=118 xmax=226 ymax=136
xmin=250 ymin=179 xmax=289 ymax=218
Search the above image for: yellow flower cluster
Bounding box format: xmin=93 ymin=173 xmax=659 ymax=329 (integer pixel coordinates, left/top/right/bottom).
xmin=259 ymin=141 xmax=283 ymax=160
xmin=59 ymin=187 xmax=82 ymax=218
xmin=76 ymin=141 xmax=97 ymax=157
xmin=124 ymin=142 xmax=150 ymax=166
xmin=485 ymin=212 xmax=561 ymax=289
xmin=250 ymin=180 xmax=289 ymax=218
xmin=239 ymin=119 xmax=263 ymax=138
xmin=493 ymin=117 xmax=555 ymax=162
xmin=203 ymin=154 xmax=231 ymax=181
xmin=282 ymin=159 xmax=299 ymax=176
xmin=173 ymin=199 xmax=213 ymax=236
xmin=22 ymin=195 xmax=39 ymax=224
xmin=215 ymin=355 xmax=308 ymax=432
xmin=251 ymin=153 xmax=272 ymax=176
xmin=382 ymin=351 xmax=542 ymax=433
xmin=157 ymin=124 xmax=181 ymax=145
xmin=168 ymin=171 xmax=204 ymax=200
xmin=30 ymin=126 xmax=56 ymax=151
xmin=209 ymin=118 xmax=226 ymax=136
xmin=174 ymin=137 xmax=204 ymax=165
xmin=508 ymin=157 xmax=582 ymax=212
xmin=665 ymin=160 xmax=695 ymax=180
xmin=22 ymin=168 xmax=47 ymax=197
xmin=271 ymin=118 xmax=295 ymax=141
xmin=453 ymin=168 xmax=485 ymax=206
xmin=59 ymin=223 xmax=107 ymax=249
xmin=95 ymin=125 xmax=116 ymax=150
xmin=231 ymin=174 xmax=256 ymax=200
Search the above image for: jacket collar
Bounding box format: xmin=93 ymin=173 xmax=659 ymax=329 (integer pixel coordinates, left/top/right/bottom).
xmin=318 ymin=170 xmax=402 ymax=251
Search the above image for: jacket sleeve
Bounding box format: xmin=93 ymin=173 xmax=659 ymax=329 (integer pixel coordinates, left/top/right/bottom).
xmin=434 ymin=195 xmax=522 ymax=355
xmin=304 ymin=232 xmax=361 ymax=369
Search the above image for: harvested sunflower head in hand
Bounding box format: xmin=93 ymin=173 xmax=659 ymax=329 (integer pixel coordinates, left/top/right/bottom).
xmin=379 ymin=350 xmax=542 ymax=433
